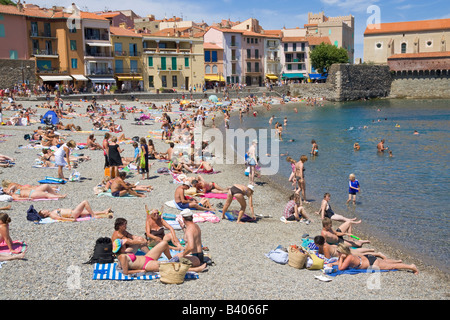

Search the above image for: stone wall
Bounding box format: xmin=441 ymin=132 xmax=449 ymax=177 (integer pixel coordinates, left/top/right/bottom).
xmin=287 ymin=64 xmax=392 ymax=101
xmin=0 ymin=59 xmax=36 ymax=89
xmin=390 ymin=72 xmax=450 ymax=99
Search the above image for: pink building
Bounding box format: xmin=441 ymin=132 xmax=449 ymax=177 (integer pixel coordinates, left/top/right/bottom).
xmin=0 ymin=4 xmax=30 ymax=60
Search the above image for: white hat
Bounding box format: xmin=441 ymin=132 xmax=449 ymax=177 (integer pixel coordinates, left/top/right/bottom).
xmin=181 ymin=209 xmax=193 ymax=218
xmin=247 ymin=184 xmax=254 ymax=191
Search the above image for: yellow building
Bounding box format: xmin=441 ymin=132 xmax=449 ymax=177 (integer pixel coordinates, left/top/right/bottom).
xmin=142 ymin=28 xmax=204 ymax=91
xmin=110 ymin=26 xmax=143 ymax=91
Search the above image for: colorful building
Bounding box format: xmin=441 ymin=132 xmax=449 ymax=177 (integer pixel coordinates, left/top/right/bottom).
xmin=110 ymin=26 xmax=143 ymax=91
xmin=203 ymin=42 xmax=224 ymax=88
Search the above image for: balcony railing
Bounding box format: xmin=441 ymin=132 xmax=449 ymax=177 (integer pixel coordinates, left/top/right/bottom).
xmin=84 ymin=51 xmax=113 ymax=57
xmin=32 ymin=49 xmax=59 ymax=57
xmin=85 ymin=34 xmax=109 ymax=41
xmin=115 ymin=68 xmax=142 ymax=74
xmin=114 ymin=51 xmax=141 ymax=57
xmin=157 ymin=65 xmax=183 ymax=71
xmin=30 ymin=31 xmax=56 ymax=38
xmin=36 ymin=67 xmax=69 ymax=74
xmin=87 ymin=69 xmax=114 ymax=76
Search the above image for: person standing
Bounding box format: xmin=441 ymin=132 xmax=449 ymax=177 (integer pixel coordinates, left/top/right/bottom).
xmin=108 ymin=136 xmax=123 ymax=179
xmin=54 ymin=140 xmax=76 ymax=180
xmin=139 ymin=137 xmax=150 ymax=179
xmin=247 ymin=139 xmax=258 ymax=186
xmin=377 ymin=139 xmax=388 ymax=152
xmin=294 ymin=155 xmax=308 ymax=203
xmin=347 ymin=173 xmax=360 ymax=204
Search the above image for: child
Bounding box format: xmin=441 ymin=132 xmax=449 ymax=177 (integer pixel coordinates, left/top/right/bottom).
xmin=347 ymin=173 xmax=360 ymax=204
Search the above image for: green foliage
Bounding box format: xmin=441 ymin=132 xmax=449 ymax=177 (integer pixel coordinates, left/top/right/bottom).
xmin=310 ymin=43 xmax=349 ymax=74
xmin=0 ymin=0 xmax=16 ymax=5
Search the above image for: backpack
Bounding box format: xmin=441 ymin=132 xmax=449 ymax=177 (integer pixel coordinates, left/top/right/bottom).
xmin=26 ymin=205 xmax=42 ymax=222
xmin=83 ymin=237 xmax=114 ymax=264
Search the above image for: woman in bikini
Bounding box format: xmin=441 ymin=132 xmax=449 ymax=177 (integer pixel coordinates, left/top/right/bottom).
xmin=220 ymin=184 xmax=255 ymax=224
xmin=330 ymin=243 xmax=419 ymax=275
xmin=7 ymin=183 xmax=67 ymax=200
xmin=37 ymin=200 xmax=113 ymax=222
xmin=145 ymin=206 xmax=183 ymax=257
xmin=0 ymin=213 xmax=25 ymax=258
xmin=113 ymin=238 xmax=206 ymax=275
xmin=317 ymin=193 xmax=360 ymax=223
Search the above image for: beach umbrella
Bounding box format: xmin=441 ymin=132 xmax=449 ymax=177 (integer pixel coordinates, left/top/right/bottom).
xmin=208 ymin=95 xmax=219 ymax=102
xmin=180 ymin=100 xmax=189 ymax=105
xmin=41 ymin=110 xmax=59 ymax=125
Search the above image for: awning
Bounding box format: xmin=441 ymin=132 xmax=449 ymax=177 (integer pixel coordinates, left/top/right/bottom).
xmin=72 ymin=74 xmax=88 ymax=81
xmin=205 ymin=75 xmax=225 ymax=82
xmin=281 ymin=73 xmax=304 ymax=79
xmin=308 ymin=73 xmax=328 ymax=80
xmin=88 ymin=77 xmax=116 ymax=83
xmin=86 ymin=42 xmax=112 ymax=47
xmin=266 ymin=74 xmax=278 ymax=80
xmin=40 ymin=75 xmax=73 ymax=82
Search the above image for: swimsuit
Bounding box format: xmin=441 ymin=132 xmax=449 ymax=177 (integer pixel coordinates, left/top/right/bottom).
xmin=192 ymin=252 xmax=204 ymax=264
xmin=324 ymin=203 xmax=335 ymax=219
xmin=230 ymin=186 xmax=245 ymax=196
xmin=364 ymin=254 xmax=377 ymax=267
xmin=111 ymin=191 xmax=120 ymax=197
xmin=177 ymin=202 xmax=191 ymax=209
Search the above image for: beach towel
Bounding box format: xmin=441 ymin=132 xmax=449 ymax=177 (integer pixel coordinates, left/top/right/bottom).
xmin=97 ymin=192 xmax=139 ymax=198
xmin=33 ymin=216 xmax=95 ymax=224
xmin=200 ymin=193 xmax=230 ymax=199
xmin=38 ymin=177 xmax=67 ymax=184
xmin=0 ymin=241 xmax=27 ymax=254
xmin=326 ymin=265 xmax=397 ymax=277
xmin=164 ymin=200 xmax=211 ymax=212
xmin=13 ymin=197 xmax=59 ymax=202
xmin=193 ymin=211 xmax=220 ymax=223
xmin=195 ymin=170 xmax=221 ymax=175
xmin=220 ymin=210 xmax=256 ymax=222
xmin=92 ymin=262 xmax=199 ymax=281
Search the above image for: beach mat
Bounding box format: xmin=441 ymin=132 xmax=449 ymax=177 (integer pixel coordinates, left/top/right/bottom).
xmin=0 ymin=241 xmax=27 ymax=254
xmin=33 ymin=216 xmax=95 ymax=224
xmin=92 ymin=262 xmax=199 ymax=281
xmin=38 ymin=177 xmax=67 ymax=184
xmin=326 ymin=265 xmax=397 ymax=277
xmin=220 ymin=210 xmax=256 ymax=222
xmin=200 ymin=193 xmax=230 ymax=199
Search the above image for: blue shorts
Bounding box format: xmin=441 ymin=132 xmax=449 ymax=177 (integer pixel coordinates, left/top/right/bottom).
xmin=177 ymin=202 xmax=190 ymax=209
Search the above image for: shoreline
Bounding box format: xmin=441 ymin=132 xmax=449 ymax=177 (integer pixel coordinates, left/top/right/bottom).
xmin=0 ymin=96 xmax=448 ymax=300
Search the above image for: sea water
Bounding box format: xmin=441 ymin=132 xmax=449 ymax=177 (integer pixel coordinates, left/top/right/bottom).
xmin=227 ymin=98 xmax=450 ymax=273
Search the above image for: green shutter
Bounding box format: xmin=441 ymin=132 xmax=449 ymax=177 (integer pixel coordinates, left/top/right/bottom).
xmin=161 ymin=57 xmax=166 ymax=70
xmin=70 ymin=40 xmax=77 ymax=50
xmin=184 ymin=57 xmax=189 ymax=67
xmin=0 ymin=24 xmax=5 ymax=37
xmin=9 ymin=50 xmax=18 ymax=60
xmin=148 ymin=56 xmax=153 ymax=67
xmin=171 ymin=57 xmax=177 ymax=70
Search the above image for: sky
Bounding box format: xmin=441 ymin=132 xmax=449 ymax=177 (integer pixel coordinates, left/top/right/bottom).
xmin=30 ymin=0 xmax=450 ymax=61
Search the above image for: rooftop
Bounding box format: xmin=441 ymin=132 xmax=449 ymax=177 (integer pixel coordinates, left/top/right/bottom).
xmin=364 ymin=18 xmax=450 ymax=35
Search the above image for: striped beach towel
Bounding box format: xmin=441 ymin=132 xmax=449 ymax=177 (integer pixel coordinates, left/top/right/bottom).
xmin=92 ymin=262 xmax=199 ymax=281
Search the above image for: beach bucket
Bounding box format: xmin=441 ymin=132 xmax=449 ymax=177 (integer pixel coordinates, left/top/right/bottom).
xmin=288 ymin=245 xmax=307 ymax=269
xmin=104 ymin=167 xmax=115 ymax=178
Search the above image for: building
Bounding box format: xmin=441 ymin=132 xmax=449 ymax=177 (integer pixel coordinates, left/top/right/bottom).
xmin=110 ymin=26 xmax=143 ymax=91
xmin=142 ymin=28 xmax=204 ymax=91
xmin=203 ymin=42 xmax=224 ymax=88
xmin=262 ymin=30 xmax=282 ymax=83
xmin=306 ymin=12 xmax=355 ymax=63
xmin=363 ymin=18 xmax=450 ymax=64
xmin=95 ymin=11 xmax=135 ymax=29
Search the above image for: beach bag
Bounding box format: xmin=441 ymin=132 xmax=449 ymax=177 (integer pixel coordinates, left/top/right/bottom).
xmin=0 ymin=194 xmax=13 ymax=202
xmin=288 ymin=245 xmax=308 ymax=269
xmin=140 ymin=153 xmax=146 ymax=169
xmin=69 ymin=170 xmax=81 ymax=182
xmin=83 ymin=237 xmax=114 ymax=264
xmin=26 ymin=205 xmax=41 ymax=222
xmin=159 ymin=258 xmax=192 ymax=284
xmin=157 ymin=167 xmax=169 ymax=174
xmin=265 ymin=248 xmax=289 ymax=264
xmin=307 ymin=252 xmax=324 ymax=270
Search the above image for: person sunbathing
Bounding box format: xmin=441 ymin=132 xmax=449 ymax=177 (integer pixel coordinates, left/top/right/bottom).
xmin=37 ymin=200 xmax=113 ymax=222
xmin=0 ymin=213 xmax=25 ymax=257
xmin=3 ymin=182 xmax=66 ymax=200
xmin=192 ymin=176 xmax=229 ymax=194
xmin=86 ymin=134 xmax=102 ymax=150
xmin=321 ymin=217 xmax=370 ymax=248
xmin=113 ymin=238 xmax=206 ymax=275
xmin=195 ymin=159 xmax=214 ymax=173
xmin=328 ymin=243 xmax=419 ymax=275
xmin=107 ymin=171 xmax=145 ymax=198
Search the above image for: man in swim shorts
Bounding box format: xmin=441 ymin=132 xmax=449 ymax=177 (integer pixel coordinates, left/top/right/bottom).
xmin=174 ymin=183 xmax=206 ymax=210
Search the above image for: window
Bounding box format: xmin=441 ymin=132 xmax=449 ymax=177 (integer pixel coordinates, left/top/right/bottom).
xmin=301 ymin=43 xmax=305 ymax=51
xmin=251 ymin=38 xmax=254 ymax=44
xmin=247 ymin=62 xmax=251 ymax=72
xmin=44 ymin=23 xmax=51 ymax=37
xmin=287 ymin=64 xmax=292 ymax=70
xmin=130 ymin=60 xmax=138 ymax=73
xmin=161 ymin=57 xmax=166 ymax=70
xmin=71 ymin=58 xmax=78 ymax=69
xmin=115 ymin=60 xmax=123 ymax=73
xmin=376 ymin=42 xmax=382 ymax=49
xmin=211 ymin=51 xmax=217 ymax=62
xmin=255 ymin=38 xmax=258 ymax=44
xmin=293 ymin=43 xmax=296 ymax=52
xmin=255 ymin=62 xmax=259 ymax=72
xmin=129 ymin=43 xmax=137 ymax=56
xmin=231 ymin=36 xmax=236 ymax=46
xmin=32 ymin=39 xmax=39 ymax=51
xmin=0 ymin=24 xmax=4 ymax=37
xmin=329 ymin=29 xmax=332 ymax=35
xmin=232 ymin=63 xmax=236 ymax=74
xmin=255 ymin=49 xmax=259 ymax=58
xmin=247 ymin=49 xmax=251 ymax=59
xmin=31 ymin=22 xmax=38 ymax=36
xmin=212 ymin=65 xmax=218 ymax=73
xmin=247 ymin=38 xmax=250 ymax=43
xmin=45 ymin=40 xmax=52 ymax=54
xmin=70 ymin=40 xmax=77 ymax=50
xmin=426 ymin=40 xmax=433 ymax=47
xmin=205 ymin=65 xmax=211 ymax=74
xmin=184 ymin=57 xmax=189 ymax=67
xmin=171 ymin=57 xmax=177 ymax=70
xmin=401 ymin=42 xmax=407 ymax=53
xmin=172 ymin=75 xmax=177 ymax=87
xmin=148 ymin=76 xmax=154 ymax=88
xmin=161 ymin=75 xmax=167 ymax=87
xmin=334 ymin=40 xmax=338 ymax=47
xmin=148 ymin=56 xmax=153 ymax=67
xmin=204 ymin=50 xmax=211 ymax=62
xmin=9 ymin=50 xmax=18 ymax=60
xmin=231 ymin=49 xmax=236 ymax=60
xmin=284 ymin=43 xmax=288 ymax=51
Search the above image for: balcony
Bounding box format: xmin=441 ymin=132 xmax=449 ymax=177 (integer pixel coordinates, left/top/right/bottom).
xmin=156 ymin=65 xmax=183 ymax=71
xmin=84 ymin=33 xmax=109 ymax=41
xmin=114 ymin=51 xmax=141 ymax=57
xmin=84 ymin=51 xmax=113 ymax=58
xmin=30 ymin=31 xmax=56 ymax=38
xmin=115 ymin=68 xmax=142 ymax=74
xmin=32 ymin=48 xmax=59 ymax=58
xmin=36 ymin=67 xmax=69 ymax=74
xmin=87 ymin=69 xmax=114 ymax=76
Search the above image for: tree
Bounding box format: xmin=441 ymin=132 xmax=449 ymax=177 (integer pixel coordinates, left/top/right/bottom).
xmin=310 ymin=43 xmax=349 ymax=74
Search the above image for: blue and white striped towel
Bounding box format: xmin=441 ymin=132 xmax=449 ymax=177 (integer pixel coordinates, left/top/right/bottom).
xmin=92 ymin=262 xmax=199 ymax=281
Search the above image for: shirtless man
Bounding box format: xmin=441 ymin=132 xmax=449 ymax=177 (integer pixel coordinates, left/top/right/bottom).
xmin=294 ymin=155 xmax=307 ymax=202
xmin=111 ymin=217 xmax=149 ymax=254
xmin=159 ymin=142 xmax=174 ymax=161
xmin=174 ymin=183 xmax=211 ymax=210
xmin=377 ymin=139 xmax=388 ymax=152
xmin=321 ymin=217 xmax=370 ymax=248
xmin=107 ymin=171 xmax=145 ymax=198
xmin=171 ymin=209 xmax=207 ymax=269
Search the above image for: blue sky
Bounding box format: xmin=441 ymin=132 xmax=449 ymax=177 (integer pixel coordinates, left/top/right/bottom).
xmin=31 ymin=0 xmax=450 ymax=61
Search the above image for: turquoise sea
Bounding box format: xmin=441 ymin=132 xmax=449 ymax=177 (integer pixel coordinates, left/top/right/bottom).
xmin=227 ymin=98 xmax=450 ymax=273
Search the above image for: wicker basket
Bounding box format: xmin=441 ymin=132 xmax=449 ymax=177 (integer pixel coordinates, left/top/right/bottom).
xmin=288 ymin=246 xmax=308 ymax=269
xmin=159 ymin=262 xmax=191 ymax=284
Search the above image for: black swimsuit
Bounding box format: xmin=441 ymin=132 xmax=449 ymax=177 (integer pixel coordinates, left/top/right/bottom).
xmin=230 ymin=186 xmax=245 ymax=196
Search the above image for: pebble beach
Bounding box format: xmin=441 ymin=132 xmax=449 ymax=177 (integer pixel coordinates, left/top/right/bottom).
xmin=0 ymin=95 xmax=448 ymax=302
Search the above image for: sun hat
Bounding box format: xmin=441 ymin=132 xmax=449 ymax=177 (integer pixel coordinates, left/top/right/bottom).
xmin=112 ymin=239 xmax=122 ymax=254
xmin=247 ymin=184 xmax=254 ymax=191
xmin=181 ymin=209 xmax=193 ymax=218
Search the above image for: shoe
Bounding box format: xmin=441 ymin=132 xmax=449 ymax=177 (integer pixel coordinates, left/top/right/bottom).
xmin=305 ymin=220 xmax=311 ymax=225
xmin=280 ymin=216 xmax=286 ymax=223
